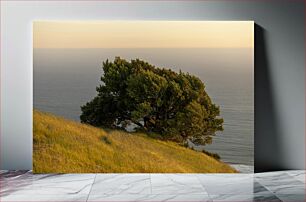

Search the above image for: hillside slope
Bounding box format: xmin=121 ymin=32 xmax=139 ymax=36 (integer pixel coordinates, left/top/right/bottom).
xmin=33 ymin=110 xmax=236 ymax=173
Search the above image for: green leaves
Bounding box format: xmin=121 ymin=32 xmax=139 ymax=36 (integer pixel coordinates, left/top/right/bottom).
xmin=80 ymin=57 xmax=223 ymax=145
xmin=131 ymin=102 xmax=152 ymax=121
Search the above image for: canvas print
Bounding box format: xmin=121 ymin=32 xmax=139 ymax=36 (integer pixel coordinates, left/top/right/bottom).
xmin=33 ymin=21 xmax=254 ymax=173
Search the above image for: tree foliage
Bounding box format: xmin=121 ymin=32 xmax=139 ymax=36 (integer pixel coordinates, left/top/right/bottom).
xmin=80 ymin=57 xmax=223 ymax=145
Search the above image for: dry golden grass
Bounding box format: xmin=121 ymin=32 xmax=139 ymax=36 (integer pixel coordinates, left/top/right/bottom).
xmin=33 ymin=110 xmax=237 ymax=173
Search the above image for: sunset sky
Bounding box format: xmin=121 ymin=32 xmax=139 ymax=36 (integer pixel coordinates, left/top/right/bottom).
xmin=33 ymin=21 xmax=254 ymax=49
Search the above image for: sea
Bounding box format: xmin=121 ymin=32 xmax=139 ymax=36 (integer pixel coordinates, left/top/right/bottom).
xmin=34 ymin=48 xmax=254 ymax=168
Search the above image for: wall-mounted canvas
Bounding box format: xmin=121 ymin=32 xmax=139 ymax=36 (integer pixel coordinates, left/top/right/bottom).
xmin=33 ymin=21 xmax=254 ymax=173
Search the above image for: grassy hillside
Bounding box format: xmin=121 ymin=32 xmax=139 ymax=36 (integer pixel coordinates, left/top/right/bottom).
xmin=33 ymin=110 xmax=237 ymax=173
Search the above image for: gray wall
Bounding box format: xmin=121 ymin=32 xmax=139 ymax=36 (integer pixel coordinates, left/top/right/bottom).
xmin=1 ymin=0 xmax=304 ymax=171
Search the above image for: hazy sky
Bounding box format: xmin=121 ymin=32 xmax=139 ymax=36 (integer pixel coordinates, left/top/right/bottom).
xmin=33 ymin=21 xmax=254 ymax=49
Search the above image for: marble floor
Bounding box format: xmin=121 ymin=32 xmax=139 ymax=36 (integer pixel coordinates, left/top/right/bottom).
xmin=0 ymin=170 xmax=305 ymax=202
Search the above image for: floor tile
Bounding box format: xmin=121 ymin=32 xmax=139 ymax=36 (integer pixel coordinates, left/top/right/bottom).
xmin=90 ymin=174 xmax=151 ymax=195
xmin=286 ymin=170 xmax=306 ymax=183
xmin=143 ymin=194 xmax=211 ymax=202
xmin=1 ymin=172 xmax=50 ymax=196
xmin=197 ymin=174 xmax=254 ymax=195
xmin=0 ymin=194 xmax=88 ymax=202
xmin=150 ymin=174 xmax=207 ymax=195
xmin=256 ymin=173 xmax=305 ymax=195
xmin=210 ymin=194 xmax=281 ymax=202
xmin=275 ymin=194 xmax=306 ymax=202
xmin=210 ymin=194 xmax=254 ymax=201
xmin=1 ymin=173 xmax=96 ymax=196
xmin=253 ymin=194 xmax=282 ymax=202
xmin=88 ymin=194 xmax=211 ymax=202
xmin=253 ymin=181 xmax=270 ymax=194
xmin=1 ymin=170 xmax=305 ymax=202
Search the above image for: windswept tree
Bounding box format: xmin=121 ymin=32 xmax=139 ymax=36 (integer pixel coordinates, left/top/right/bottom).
xmin=80 ymin=57 xmax=223 ymax=145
